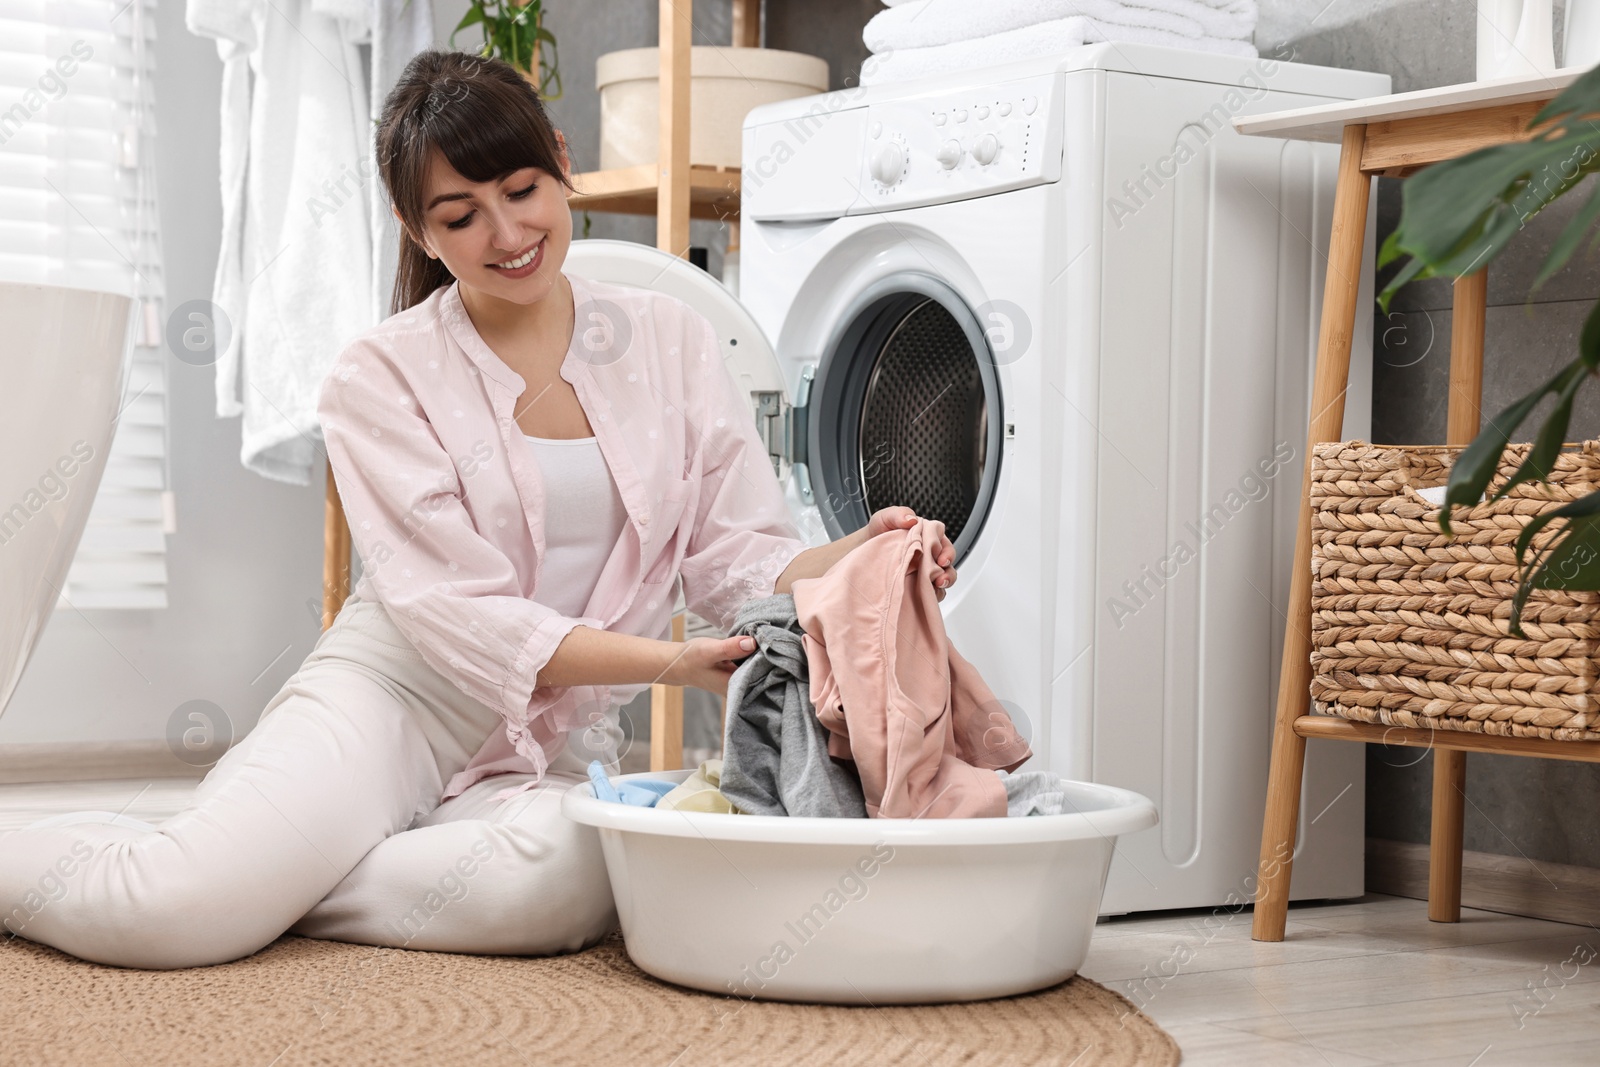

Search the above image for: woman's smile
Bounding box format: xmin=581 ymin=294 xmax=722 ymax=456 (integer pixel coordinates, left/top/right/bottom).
xmin=489 ymin=236 xmax=546 ymax=279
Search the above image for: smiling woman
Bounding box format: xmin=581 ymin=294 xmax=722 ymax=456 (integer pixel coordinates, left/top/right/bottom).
xmin=378 ymin=52 xmax=575 ymax=317
xmin=0 ymin=49 xmax=956 ymax=973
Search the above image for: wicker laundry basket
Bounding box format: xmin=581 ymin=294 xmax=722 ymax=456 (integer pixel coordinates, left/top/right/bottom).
xmin=1309 ymin=439 xmax=1600 ymax=741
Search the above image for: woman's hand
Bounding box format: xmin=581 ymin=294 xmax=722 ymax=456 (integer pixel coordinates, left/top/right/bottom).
xmin=864 ymin=505 xmax=958 ymax=602
xmin=660 ymin=634 xmax=756 ymax=697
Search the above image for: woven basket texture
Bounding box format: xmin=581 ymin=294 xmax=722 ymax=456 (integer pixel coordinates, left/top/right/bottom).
xmin=1310 ymin=439 xmax=1600 ymax=741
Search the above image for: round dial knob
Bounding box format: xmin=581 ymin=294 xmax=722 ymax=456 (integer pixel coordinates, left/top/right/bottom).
xmin=973 ymin=133 xmax=1000 ymax=165
xmin=870 ymin=140 xmax=906 ymax=185
xmin=936 ymin=139 xmax=963 ymax=169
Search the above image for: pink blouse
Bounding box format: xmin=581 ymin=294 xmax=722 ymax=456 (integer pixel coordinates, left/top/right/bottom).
xmin=317 ymin=272 xmax=810 ymax=802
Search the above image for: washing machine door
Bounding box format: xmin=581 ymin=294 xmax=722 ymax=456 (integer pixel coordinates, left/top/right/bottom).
xmin=562 ymin=237 xmax=799 ymax=491
xmin=564 ymin=243 xmax=1002 ymax=565
xmin=806 ymin=272 xmax=1004 ymax=565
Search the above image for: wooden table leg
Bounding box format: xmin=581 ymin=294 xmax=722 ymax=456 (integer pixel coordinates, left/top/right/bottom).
xmin=1429 ymin=749 xmax=1468 ymax=921
xmin=1253 ymin=124 xmax=1373 ymax=942
xmin=650 ymin=612 xmax=686 ymax=771
xmin=322 ymin=462 xmax=351 ymax=631
xmin=732 ymin=0 xmax=761 ymax=47
xmin=1446 ymin=270 xmax=1487 ymax=437
xmin=1429 ymin=268 xmax=1487 ymax=922
xmin=657 ymin=0 xmax=691 ymax=256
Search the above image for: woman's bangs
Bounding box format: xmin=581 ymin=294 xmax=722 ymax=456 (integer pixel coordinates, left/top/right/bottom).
xmin=435 ymin=90 xmax=553 ymax=185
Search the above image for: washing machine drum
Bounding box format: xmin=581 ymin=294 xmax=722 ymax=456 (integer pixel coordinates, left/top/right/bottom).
xmin=811 ymin=277 xmax=1004 ymax=564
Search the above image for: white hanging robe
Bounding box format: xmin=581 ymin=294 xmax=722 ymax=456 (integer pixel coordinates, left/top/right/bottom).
xmin=185 ymin=0 xmax=432 ymax=484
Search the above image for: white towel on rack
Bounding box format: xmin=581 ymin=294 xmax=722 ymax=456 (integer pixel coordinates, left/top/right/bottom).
xmin=866 ymin=0 xmax=1258 ymax=52
xmin=860 ymin=14 xmax=1257 ymax=87
xmin=186 ymin=0 xmax=432 ymax=484
xmin=187 ymin=0 xmax=372 ymax=484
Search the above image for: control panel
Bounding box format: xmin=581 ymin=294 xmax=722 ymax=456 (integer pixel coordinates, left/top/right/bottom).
xmin=851 ymin=72 xmax=1065 ymax=214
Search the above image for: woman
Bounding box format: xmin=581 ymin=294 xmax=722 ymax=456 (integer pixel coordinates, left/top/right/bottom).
xmin=0 ymin=50 xmax=957 ymax=970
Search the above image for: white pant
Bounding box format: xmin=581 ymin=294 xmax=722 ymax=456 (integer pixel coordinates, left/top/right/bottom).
xmin=0 ymin=597 xmax=618 ymax=969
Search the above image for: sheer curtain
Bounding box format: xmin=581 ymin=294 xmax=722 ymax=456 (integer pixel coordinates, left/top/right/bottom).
xmin=0 ymin=0 xmax=170 ymax=608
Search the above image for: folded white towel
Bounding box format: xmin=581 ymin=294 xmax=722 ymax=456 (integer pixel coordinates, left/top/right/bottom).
xmin=1147 ymin=0 xmax=1257 ymax=40
xmin=867 ymin=0 xmax=1257 ymax=52
xmin=869 ymin=0 xmax=1191 ymax=50
xmin=878 ymin=0 xmax=1253 ymax=22
xmin=859 ymin=14 xmax=1258 ymax=87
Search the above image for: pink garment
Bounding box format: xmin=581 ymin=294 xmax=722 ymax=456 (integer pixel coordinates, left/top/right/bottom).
xmin=792 ymin=520 xmax=1032 ymax=818
xmin=317 ymin=272 xmax=809 ymax=802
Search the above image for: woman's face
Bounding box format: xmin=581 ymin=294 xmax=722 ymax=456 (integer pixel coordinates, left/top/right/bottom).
xmin=410 ymin=139 xmax=573 ymax=308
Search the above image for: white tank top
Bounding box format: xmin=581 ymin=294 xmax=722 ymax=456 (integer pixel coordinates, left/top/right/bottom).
xmin=525 ymin=434 xmax=628 ymax=617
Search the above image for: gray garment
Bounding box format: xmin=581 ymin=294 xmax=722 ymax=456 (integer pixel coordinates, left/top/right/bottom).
xmin=720 ymin=593 xmax=868 ymax=818
xmin=1000 ymin=770 xmax=1074 ymax=817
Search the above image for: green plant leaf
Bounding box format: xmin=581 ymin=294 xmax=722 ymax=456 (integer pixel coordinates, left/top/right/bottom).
xmin=1581 ymin=290 xmax=1600 ymax=371
xmin=1376 ymin=246 xmax=1434 ymax=314
xmin=1535 ymin=510 xmax=1600 ymax=590
xmin=1440 ymin=360 xmax=1579 ymax=534
xmin=541 ymin=36 xmax=563 ymax=100
xmin=1489 ymin=359 xmax=1588 ymax=502
xmin=1387 ymin=133 xmax=1600 ymax=289
xmin=1532 ymin=179 xmax=1600 ymax=291
xmin=1506 ymin=490 xmax=1600 ymax=636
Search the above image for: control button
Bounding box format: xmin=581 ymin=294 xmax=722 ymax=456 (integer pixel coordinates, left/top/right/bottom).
xmin=976 ymin=105 xmax=990 ymax=120
xmin=954 ymin=108 xmax=968 ymax=122
xmin=870 ymin=120 xmax=882 ymax=138
xmin=871 ymin=140 xmax=907 ymax=185
xmin=973 ymin=132 xmax=999 ymax=165
xmin=998 ymin=101 xmax=1013 ymax=117
xmin=936 ymin=138 xmax=963 ymax=169
xmin=935 ymin=112 xmax=947 ymax=126
xmin=1022 ymin=94 xmax=1038 ymax=115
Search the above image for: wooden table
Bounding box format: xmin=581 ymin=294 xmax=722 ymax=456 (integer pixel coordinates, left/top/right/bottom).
xmin=1233 ymin=67 xmax=1597 ymax=943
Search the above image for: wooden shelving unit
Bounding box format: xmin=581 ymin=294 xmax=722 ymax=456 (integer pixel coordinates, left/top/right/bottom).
xmin=595 ymin=0 xmax=763 ymax=772
xmin=564 ymin=0 xmax=763 ymax=252
xmin=567 ymin=162 xmax=741 ymax=222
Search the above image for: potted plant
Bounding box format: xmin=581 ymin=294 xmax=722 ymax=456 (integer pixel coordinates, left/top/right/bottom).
xmin=452 ymin=0 xmax=562 ymax=98
xmin=1379 ymin=61 xmax=1600 ymax=635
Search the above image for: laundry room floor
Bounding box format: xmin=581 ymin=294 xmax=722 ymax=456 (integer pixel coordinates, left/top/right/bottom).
xmin=2 ymin=780 xmax=1595 ymax=1065
xmin=1081 ymin=893 xmax=1600 ymax=1065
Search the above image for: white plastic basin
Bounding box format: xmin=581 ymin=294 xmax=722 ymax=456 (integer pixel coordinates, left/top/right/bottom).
xmin=562 ymin=769 xmax=1158 ymax=1004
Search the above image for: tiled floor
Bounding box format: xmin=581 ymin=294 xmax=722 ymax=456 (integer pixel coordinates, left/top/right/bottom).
xmin=4 ymin=780 xmax=1597 ymax=1064
xmin=1081 ymin=893 xmax=1600 ymax=1065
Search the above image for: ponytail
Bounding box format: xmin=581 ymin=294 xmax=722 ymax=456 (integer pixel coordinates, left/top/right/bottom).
xmin=393 ymin=230 xmax=455 ymax=317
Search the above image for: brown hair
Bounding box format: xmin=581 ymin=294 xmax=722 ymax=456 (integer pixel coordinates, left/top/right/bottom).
xmin=376 ymin=50 xmax=574 ymax=315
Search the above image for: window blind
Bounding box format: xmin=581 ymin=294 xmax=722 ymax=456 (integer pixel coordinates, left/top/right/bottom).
xmin=0 ymin=0 xmax=170 ymax=609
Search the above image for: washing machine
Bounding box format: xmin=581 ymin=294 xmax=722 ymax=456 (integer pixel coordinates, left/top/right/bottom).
xmin=565 ymin=41 xmax=1390 ymax=915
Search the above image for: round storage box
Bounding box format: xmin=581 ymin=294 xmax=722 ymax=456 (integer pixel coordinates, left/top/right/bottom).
xmin=562 ymin=769 xmax=1157 ymax=1004
xmin=595 ymin=46 xmax=829 ymax=171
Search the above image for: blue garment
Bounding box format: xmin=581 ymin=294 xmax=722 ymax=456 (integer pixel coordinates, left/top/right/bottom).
xmin=587 ymin=761 xmax=677 ymax=807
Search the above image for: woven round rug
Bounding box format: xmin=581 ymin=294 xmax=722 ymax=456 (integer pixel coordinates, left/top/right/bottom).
xmin=3 ymin=931 xmax=1179 ymax=1066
